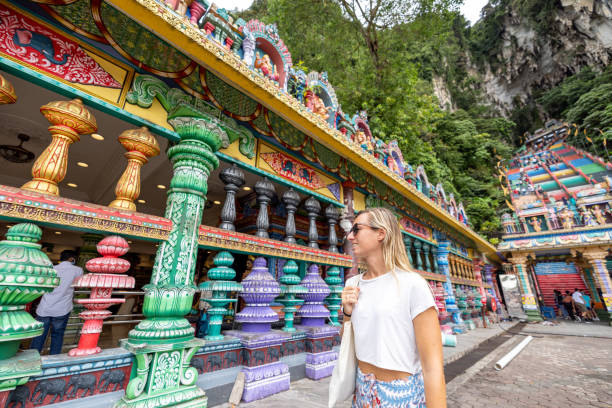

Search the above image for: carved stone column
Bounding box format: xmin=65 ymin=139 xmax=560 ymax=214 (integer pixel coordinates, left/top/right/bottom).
xmin=109 ymin=127 xmax=160 ymax=211
xmin=324 ymin=266 xmax=342 ymax=326
xmin=198 ymin=251 xmax=242 ymax=340
xmin=436 ymin=241 xmax=463 ymax=333
xmin=277 ymin=260 xmax=307 ymax=332
xmin=254 ymin=177 xmax=275 ymax=238
xmin=296 ymin=264 xmax=338 ymax=381
xmin=432 ymin=246 xmax=440 ymax=274
xmin=509 ymin=253 xmax=543 ymax=322
xmin=472 ymin=258 xmax=486 ymax=298
xmin=116 ymin=111 xmax=224 ymax=408
xmin=325 ymin=205 xmax=340 ymax=253
xmin=234 ymin=257 xmax=281 ymax=332
xmin=305 ymin=197 xmax=321 ymax=249
xmin=218 ymin=164 xmax=245 ymax=231
xmin=413 ymin=240 xmax=423 ymax=270
xmin=581 ymin=247 xmax=612 ymax=324
xmin=0 ymin=224 xmax=58 ymax=395
xmin=341 ymin=182 xmax=358 ymax=280
xmin=403 ymin=236 xmax=414 ymax=266
xmin=22 ymin=99 xmax=97 ymax=196
xmin=282 ymin=188 xmax=300 ymax=243
xmin=422 ymin=243 xmax=432 ymax=272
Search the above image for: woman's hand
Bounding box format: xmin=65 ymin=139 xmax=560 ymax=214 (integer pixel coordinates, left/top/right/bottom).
xmin=341 ymin=286 xmax=360 ymax=316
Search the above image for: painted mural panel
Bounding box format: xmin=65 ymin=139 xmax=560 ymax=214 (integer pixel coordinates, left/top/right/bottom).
xmin=257 ymin=142 xmax=341 ymax=203
xmin=0 ymin=3 xmax=129 ymax=104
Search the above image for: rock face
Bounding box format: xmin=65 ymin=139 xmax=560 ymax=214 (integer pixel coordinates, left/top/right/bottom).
xmin=466 ymin=0 xmax=612 ymax=114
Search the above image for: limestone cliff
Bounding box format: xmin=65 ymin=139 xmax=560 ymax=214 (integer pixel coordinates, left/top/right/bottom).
xmin=469 ymin=0 xmax=612 ymax=114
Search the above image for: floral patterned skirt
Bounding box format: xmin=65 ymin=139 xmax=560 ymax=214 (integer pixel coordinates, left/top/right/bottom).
xmin=352 ymin=367 xmax=426 ymax=408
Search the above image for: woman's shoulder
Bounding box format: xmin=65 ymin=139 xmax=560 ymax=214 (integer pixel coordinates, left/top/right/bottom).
xmin=345 ymin=274 xmax=361 ymax=286
xmin=395 ymin=268 xmax=427 ymax=282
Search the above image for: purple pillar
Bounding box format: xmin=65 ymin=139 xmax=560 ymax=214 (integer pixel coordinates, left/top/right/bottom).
xmin=227 ymin=257 xmax=290 ymax=403
xmin=298 ymin=264 xmax=331 ymax=326
xmin=296 ymin=263 xmax=338 ymax=379
xmin=235 ymin=257 xmax=281 ymax=332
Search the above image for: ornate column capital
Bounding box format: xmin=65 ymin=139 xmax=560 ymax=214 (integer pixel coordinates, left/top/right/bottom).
xmin=580 ymin=247 xmax=610 ymax=262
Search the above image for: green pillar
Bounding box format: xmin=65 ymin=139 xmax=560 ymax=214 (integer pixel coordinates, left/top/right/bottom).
xmin=510 ymin=255 xmax=543 ymax=322
xmin=413 ymin=240 xmax=423 ymax=271
xmin=403 ymin=236 xmax=414 ymax=266
xmin=432 ymin=245 xmax=440 ymax=274
xmin=422 ymin=243 xmax=432 ymax=272
xmin=0 ymin=224 xmax=59 ymax=392
xmin=116 ymin=110 xmax=224 ymax=408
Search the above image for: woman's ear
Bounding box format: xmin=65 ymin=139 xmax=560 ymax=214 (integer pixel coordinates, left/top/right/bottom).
xmin=377 ymin=227 xmax=386 ymax=242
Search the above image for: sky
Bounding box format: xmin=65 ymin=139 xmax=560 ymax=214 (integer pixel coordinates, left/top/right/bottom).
xmin=214 ymin=0 xmax=489 ymax=25
xmin=460 ymin=0 xmax=490 ymax=25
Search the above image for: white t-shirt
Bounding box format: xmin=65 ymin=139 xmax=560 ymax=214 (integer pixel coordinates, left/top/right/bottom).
xmin=37 ymin=261 xmax=83 ymax=317
xmin=572 ymin=291 xmax=585 ymax=305
xmin=346 ymin=269 xmax=437 ymax=374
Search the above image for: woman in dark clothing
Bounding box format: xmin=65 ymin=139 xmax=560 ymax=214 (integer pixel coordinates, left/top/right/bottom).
xmin=554 ymin=290 xmax=569 ymax=319
xmin=562 ymin=290 xmax=577 ymax=321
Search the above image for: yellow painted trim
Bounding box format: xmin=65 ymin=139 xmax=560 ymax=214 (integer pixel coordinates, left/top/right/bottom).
xmin=104 ymin=0 xmax=498 ymax=259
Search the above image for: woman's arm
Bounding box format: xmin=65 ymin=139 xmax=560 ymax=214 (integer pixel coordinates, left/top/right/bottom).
xmin=414 ymin=307 xmax=446 ymax=408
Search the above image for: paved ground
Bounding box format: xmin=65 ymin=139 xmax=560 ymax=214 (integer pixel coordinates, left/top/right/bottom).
xmin=219 ymin=321 xmax=612 ymax=408
xmin=216 ymin=322 xmax=519 ymax=408
xmin=447 ymin=331 xmax=612 ymax=407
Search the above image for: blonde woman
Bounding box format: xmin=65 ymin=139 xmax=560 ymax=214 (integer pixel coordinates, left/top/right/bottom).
xmin=341 ymin=208 xmax=446 ymax=408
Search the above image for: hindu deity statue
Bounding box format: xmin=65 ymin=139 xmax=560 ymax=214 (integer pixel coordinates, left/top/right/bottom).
xmin=254 ymin=54 xmax=279 ymax=82
xmin=592 ymin=204 xmax=607 ymax=225
xmin=548 ymin=207 xmax=559 ymax=229
xmin=581 ymin=207 xmax=598 ymax=226
xmin=528 ymin=216 xmax=542 ymax=232
xmin=355 ymin=131 xmax=368 ymax=150
xmin=165 ymin=0 xmax=193 ymax=16
xmin=560 ymin=207 xmax=574 ymax=229
xmin=305 ymin=90 xmax=329 ymax=120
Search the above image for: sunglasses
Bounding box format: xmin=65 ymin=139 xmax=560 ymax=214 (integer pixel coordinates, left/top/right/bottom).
xmin=346 ymin=223 xmax=378 ymax=237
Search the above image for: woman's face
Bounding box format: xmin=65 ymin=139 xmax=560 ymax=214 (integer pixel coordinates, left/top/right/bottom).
xmin=347 ymin=213 xmax=383 ymax=259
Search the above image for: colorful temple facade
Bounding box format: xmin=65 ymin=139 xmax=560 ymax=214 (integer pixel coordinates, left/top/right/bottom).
xmin=0 ymin=1 xmax=501 ymax=407
xmin=499 ymin=120 xmax=612 ymax=323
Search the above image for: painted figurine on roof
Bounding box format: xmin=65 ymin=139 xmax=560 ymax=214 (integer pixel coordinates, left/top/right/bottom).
xmin=529 ymin=217 xmax=542 ymax=232
xmin=255 ymin=54 xmax=280 ymax=82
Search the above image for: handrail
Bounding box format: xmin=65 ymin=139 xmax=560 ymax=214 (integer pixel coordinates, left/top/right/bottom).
xmin=538 ymin=157 xmax=575 ymax=199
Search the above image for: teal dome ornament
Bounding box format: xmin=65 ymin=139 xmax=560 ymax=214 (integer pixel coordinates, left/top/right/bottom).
xmin=199 ymin=251 xmax=242 ymax=340
xmin=277 ymin=260 xmax=307 ymax=332
xmin=0 ymin=224 xmax=59 ymax=359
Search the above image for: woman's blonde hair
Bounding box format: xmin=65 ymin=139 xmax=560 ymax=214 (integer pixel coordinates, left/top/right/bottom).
xmin=356 ymin=207 xmax=412 ymax=273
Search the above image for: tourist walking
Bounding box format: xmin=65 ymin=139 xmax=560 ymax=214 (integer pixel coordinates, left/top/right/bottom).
xmin=30 ymin=250 xmax=83 ymax=355
xmin=572 ymin=288 xmax=587 ymax=320
xmin=340 ymin=208 xmax=445 ymax=408
xmin=561 ymin=290 xmax=578 ymax=321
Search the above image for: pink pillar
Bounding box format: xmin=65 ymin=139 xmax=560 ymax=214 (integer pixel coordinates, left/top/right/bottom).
xmin=69 ymin=236 xmax=135 ymax=356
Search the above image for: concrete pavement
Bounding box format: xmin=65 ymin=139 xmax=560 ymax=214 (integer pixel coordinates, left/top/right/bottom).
xmin=215 ymin=321 xmax=520 ymax=407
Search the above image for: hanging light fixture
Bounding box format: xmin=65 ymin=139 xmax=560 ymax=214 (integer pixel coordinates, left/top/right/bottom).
xmin=0 ymin=133 xmax=35 ymax=163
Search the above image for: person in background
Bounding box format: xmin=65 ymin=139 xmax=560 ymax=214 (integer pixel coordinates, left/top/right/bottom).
xmin=561 ymin=290 xmax=578 ymax=322
xmin=30 ymin=250 xmax=83 ymax=355
xmin=581 ymin=291 xmax=599 ymax=322
xmin=554 ymin=289 xmax=569 ymax=319
xmin=572 ymin=288 xmax=587 ymax=321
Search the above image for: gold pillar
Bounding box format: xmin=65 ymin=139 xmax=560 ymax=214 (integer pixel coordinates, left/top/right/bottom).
xmin=581 ymin=247 xmax=612 ymax=324
xmin=22 ymin=99 xmax=97 ymax=196
xmin=109 ymin=127 xmax=160 ymax=211
xmin=0 ymin=73 xmax=17 ymax=105
xmin=510 ymin=253 xmax=543 ymax=321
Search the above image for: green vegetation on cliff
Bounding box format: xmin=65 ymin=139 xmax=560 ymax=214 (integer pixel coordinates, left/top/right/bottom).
xmin=539 ymin=66 xmax=612 ymax=158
